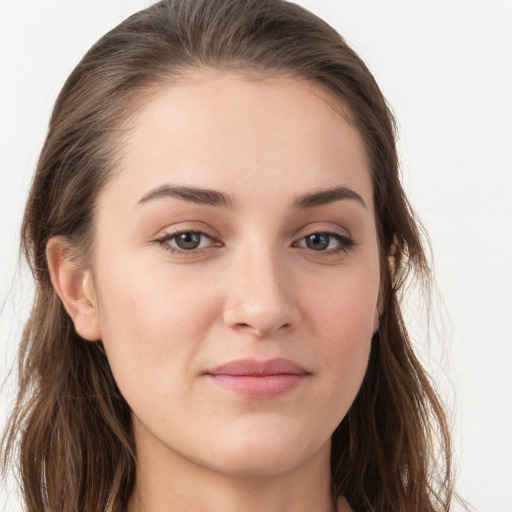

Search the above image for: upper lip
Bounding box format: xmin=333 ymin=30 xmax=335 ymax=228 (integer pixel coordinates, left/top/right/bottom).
xmin=206 ymin=357 xmax=309 ymax=376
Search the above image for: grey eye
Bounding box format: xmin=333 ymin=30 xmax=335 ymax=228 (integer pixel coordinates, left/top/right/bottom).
xmin=304 ymin=233 xmax=331 ymax=251
xmin=173 ymin=232 xmax=204 ymax=250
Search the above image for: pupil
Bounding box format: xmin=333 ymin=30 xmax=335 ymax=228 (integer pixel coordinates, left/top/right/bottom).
xmin=176 ymin=232 xmax=201 ymax=250
xmin=306 ymin=233 xmax=329 ymax=250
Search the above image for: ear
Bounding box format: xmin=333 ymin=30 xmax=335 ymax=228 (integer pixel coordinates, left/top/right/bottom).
xmin=373 ymin=238 xmax=399 ymax=334
xmin=373 ymin=296 xmax=381 ymax=335
xmin=388 ymin=237 xmax=398 ymax=276
xmin=373 ymin=240 xmax=398 ymax=335
xmin=46 ymin=236 xmax=101 ymax=341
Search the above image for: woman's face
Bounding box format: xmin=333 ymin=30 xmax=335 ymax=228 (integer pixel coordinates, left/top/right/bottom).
xmin=89 ymin=72 xmax=380 ymax=478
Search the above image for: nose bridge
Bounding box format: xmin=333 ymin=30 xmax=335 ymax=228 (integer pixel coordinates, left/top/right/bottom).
xmin=223 ymin=234 xmax=298 ymax=336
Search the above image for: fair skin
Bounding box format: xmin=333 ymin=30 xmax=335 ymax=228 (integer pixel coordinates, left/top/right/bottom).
xmin=47 ymin=71 xmax=381 ymax=512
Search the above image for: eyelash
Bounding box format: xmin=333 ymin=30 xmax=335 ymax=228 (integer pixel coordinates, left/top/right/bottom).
xmin=294 ymin=231 xmax=356 ymax=256
xmin=153 ymin=229 xmax=356 ymax=257
xmin=153 ymin=229 xmax=218 ymax=256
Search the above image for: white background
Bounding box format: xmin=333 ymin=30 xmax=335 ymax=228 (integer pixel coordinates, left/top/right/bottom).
xmin=1 ymin=1 xmax=511 ymax=511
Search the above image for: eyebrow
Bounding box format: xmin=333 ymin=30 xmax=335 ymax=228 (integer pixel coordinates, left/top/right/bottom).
xmin=294 ymin=186 xmax=367 ymax=209
xmin=136 ymin=184 xmax=367 ymax=210
xmin=136 ymin=184 xmax=237 ymax=209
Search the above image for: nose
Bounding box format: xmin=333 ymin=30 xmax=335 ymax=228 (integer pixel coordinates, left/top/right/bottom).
xmin=222 ymin=244 xmax=301 ymax=337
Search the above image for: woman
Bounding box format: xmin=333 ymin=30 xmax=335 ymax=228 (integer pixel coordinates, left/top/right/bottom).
xmin=2 ymin=0 xmax=455 ymax=511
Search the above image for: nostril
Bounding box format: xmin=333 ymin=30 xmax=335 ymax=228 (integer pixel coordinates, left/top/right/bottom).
xmin=232 ymin=320 xmax=293 ymax=337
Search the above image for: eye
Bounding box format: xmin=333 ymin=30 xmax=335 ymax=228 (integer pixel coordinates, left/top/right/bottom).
xmin=172 ymin=232 xmax=208 ymax=250
xmin=295 ymin=231 xmax=355 ymax=253
xmin=155 ymin=230 xmax=218 ymax=254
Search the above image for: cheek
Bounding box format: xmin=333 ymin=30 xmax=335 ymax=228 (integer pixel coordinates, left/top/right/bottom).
xmin=321 ymin=285 xmax=375 ymax=369
xmin=305 ymin=260 xmax=379 ymax=406
xmin=308 ymin=259 xmax=380 ymax=342
xmin=93 ymin=253 xmax=219 ymax=396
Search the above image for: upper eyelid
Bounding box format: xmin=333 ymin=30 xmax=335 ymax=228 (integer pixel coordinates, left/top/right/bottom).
xmin=294 ymin=226 xmax=353 ymax=241
xmin=155 ymin=227 xmax=351 ymax=237
xmin=155 ymin=225 xmax=218 ymax=240
xmin=154 ymin=224 xmax=353 ymax=240
xmin=291 ymin=219 xmax=352 ymax=235
xmin=303 ymin=228 xmax=350 ymax=236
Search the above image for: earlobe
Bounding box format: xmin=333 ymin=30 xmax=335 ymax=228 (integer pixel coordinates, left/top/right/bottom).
xmin=46 ymin=237 xmax=101 ymax=341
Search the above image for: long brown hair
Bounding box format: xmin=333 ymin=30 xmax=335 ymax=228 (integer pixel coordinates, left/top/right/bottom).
xmin=2 ymin=1 xmax=454 ymax=510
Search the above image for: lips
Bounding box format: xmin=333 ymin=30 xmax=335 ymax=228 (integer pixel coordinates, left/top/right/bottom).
xmin=205 ymin=358 xmax=310 ymax=398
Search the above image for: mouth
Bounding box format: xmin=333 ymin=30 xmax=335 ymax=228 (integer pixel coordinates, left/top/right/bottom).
xmin=204 ymin=357 xmax=310 ymax=399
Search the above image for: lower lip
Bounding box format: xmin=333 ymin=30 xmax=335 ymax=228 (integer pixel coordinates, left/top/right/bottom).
xmin=207 ymin=374 xmax=308 ymax=398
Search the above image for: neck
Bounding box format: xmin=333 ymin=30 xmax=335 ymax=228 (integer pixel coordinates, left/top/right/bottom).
xmin=127 ymin=423 xmax=345 ymax=512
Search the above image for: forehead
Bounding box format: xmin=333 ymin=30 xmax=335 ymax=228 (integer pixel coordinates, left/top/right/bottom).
xmin=104 ymin=71 xmax=373 ymax=213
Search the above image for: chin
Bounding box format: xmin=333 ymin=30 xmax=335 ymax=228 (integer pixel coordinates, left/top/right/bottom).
xmin=207 ymin=451 xmax=306 ymax=479
xmin=196 ymin=424 xmax=327 ymax=478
